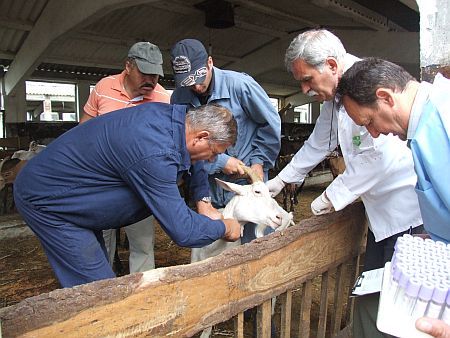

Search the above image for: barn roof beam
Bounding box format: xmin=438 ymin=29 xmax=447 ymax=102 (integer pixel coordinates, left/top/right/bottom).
xmin=0 ymin=16 xmax=34 ymax=31
xmin=4 ymin=0 xmax=161 ymax=96
xmin=311 ymin=0 xmax=407 ymax=32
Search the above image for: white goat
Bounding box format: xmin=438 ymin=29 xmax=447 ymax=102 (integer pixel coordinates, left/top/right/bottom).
xmin=191 ymin=166 xmax=294 ymax=338
xmin=192 ymin=166 xmax=294 ymax=262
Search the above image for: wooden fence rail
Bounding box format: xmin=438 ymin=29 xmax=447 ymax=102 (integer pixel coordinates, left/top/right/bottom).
xmin=0 ymin=202 xmax=366 ymax=338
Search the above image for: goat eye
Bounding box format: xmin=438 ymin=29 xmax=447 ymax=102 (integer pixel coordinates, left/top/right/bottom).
xmin=254 ymin=190 xmax=261 ymax=194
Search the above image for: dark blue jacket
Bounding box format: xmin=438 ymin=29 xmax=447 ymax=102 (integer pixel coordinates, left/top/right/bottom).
xmin=14 ymin=103 xmax=225 ymax=247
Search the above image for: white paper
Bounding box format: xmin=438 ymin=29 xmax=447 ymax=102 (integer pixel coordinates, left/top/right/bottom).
xmin=351 ymin=267 xmax=384 ymax=296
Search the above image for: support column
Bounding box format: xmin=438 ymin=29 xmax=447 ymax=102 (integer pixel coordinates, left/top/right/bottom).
xmin=4 ymin=81 xmax=27 ymax=125
xmin=77 ymin=80 xmax=92 ymax=121
xmin=417 ymin=0 xmax=450 ymax=81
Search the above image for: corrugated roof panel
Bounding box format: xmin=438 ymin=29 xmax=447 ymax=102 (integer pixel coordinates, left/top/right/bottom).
xmin=0 ymin=0 xmax=48 ymax=59
xmin=0 ymin=28 xmax=24 ymax=56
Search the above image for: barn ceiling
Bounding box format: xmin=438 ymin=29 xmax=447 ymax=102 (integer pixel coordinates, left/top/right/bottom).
xmin=0 ymin=0 xmax=420 ymax=101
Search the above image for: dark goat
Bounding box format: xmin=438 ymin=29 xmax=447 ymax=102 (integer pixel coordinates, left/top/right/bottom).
xmin=273 ymin=123 xmax=313 ymax=212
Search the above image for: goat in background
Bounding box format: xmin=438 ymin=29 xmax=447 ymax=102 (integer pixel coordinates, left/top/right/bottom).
xmin=0 ymin=142 xmax=46 ymax=213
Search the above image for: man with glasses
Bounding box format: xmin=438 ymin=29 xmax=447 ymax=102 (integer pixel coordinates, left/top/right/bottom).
xmin=265 ymin=29 xmax=424 ymax=338
xmin=80 ymin=42 xmax=171 ymax=275
xmin=14 ymin=103 xmax=241 ymax=288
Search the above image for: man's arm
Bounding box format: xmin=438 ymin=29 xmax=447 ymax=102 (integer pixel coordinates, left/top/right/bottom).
xmin=81 ymin=81 xmax=102 ymax=123
xmin=79 ymin=111 xmax=94 ymax=124
xmin=125 ymin=157 xmax=237 ymax=247
xmin=196 ymin=197 xmax=223 ymax=220
xmin=239 ymin=77 xmax=281 ymax=170
xmin=325 ymin=124 xmax=411 ymax=211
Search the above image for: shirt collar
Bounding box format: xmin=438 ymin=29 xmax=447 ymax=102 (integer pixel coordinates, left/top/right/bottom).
xmin=208 ymin=67 xmax=230 ymax=100
xmin=407 ymin=80 xmax=432 ymax=140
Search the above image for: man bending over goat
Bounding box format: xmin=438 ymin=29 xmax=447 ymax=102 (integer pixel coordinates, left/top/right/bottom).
xmin=14 ymin=103 xmax=243 ymax=288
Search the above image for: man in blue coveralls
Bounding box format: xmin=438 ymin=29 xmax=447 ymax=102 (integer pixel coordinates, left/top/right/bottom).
xmin=14 ymin=103 xmax=241 ymax=288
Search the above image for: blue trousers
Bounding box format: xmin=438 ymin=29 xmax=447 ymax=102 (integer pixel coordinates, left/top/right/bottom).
xmin=15 ymin=195 xmax=115 ymax=288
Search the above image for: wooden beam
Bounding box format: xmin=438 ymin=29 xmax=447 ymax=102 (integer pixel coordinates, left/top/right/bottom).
xmin=317 ymin=270 xmax=331 ymax=338
xmin=280 ymin=290 xmax=292 ymax=338
xmin=233 ymin=312 xmax=244 ymax=338
xmin=257 ymin=299 xmax=272 ymax=337
xmin=331 ymin=263 xmax=347 ymax=335
xmin=0 ymin=203 xmax=366 ymax=337
xmin=299 ymin=279 xmax=313 ymax=337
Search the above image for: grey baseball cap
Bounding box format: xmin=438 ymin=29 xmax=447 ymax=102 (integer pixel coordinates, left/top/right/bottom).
xmin=128 ymin=42 xmax=164 ymax=77
xmin=170 ymin=39 xmax=208 ymax=87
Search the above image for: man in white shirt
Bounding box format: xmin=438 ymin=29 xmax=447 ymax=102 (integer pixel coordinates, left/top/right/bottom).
xmin=266 ymin=29 xmax=424 ymax=338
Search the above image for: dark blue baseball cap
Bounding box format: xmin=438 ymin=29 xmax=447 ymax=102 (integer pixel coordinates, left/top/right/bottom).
xmin=170 ymin=39 xmax=208 ymax=87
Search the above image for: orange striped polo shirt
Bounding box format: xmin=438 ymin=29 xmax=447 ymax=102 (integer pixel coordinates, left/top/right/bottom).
xmin=84 ymin=70 xmax=170 ymax=117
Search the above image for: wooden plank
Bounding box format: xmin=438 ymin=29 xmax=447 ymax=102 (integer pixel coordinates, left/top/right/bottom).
xmin=0 ymin=203 xmax=366 ymax=338
xmin=317 ymin=271 xmax=330 ymax=338
xmin=257 ymin=299 xmax=272 ymax=337
xmin=331 ymin=263 xmax=347 ymax=335
xmin=233 ymin=312 xmax=244 ymax=338
xmin=299 ymin=279 xmax=312 ymax=337
xmin=345 ymin=254 xmax=362 ymax=326
xmin=280 ymin=290 xmax=292 ymax=338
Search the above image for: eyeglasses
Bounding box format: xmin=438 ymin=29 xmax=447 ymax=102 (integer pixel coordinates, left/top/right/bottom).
xmin=208 ymin=139 xmax=220 ymax=156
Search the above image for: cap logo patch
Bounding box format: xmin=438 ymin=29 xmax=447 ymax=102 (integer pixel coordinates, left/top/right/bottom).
xmin=172 ymin=56 xmax=191 ymax=74
xmin=180 ymin=66 xmax=207 ymax=86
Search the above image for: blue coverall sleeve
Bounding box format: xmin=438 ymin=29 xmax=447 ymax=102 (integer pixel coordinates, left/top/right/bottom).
xmin=122 ymin=155 xmax=225 ymax=247
xmin=189 ymin=160 xmax=211 ymax=201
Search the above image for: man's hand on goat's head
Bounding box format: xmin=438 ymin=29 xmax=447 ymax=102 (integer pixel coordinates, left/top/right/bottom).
xmin=265 ymin=175 xmax=286 ymax=197
xmin=223 ymin=157 xmax=246 ymax=176
xmin=222 ymin=219 xmax=241 ymax=242
xmin=197 ymin=201 xmax=223 ymax=220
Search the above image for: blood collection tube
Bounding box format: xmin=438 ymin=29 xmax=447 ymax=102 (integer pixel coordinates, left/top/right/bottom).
xmin=425 ymin=284 xmax=447 ymax=319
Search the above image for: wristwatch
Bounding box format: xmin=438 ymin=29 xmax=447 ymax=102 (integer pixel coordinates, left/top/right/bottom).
xmin=199 ymin=196 xmax=212 ymax=203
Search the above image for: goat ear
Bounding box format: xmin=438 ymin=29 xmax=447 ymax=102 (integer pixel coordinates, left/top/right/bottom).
xmin=215 ymin=178 xmax=246 ymax=195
